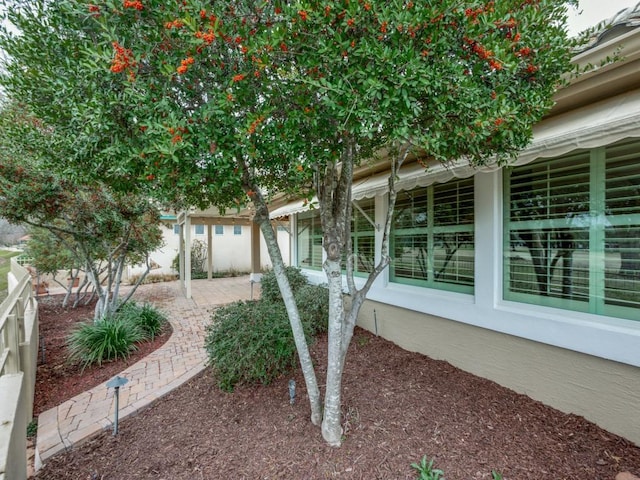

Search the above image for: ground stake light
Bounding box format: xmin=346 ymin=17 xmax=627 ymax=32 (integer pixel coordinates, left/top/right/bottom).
xmin=106 ymin=375 xmax=129 ymax=435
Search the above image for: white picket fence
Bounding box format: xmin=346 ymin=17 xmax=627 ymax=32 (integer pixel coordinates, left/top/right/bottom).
xmin=0 ymin=258 xmax=39 ymax=480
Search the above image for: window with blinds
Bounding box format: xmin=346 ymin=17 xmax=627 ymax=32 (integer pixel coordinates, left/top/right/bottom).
xmin=297 ymin=210 xmax=323 ymax=270
xmin=504 ymin=139 xmax=640 ymax=320
xmin=390 ymin=177 xmax=474 ymax=293
xmin=349 ymin=198 xmax=376 ymax=275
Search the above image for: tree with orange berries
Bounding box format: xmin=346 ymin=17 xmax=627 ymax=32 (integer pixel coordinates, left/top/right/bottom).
xmin=1 ymin=0 xmax=579 ymax=445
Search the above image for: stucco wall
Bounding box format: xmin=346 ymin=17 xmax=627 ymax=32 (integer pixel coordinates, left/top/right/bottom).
xmin=357 ymin=300 xmax=640 ymax=447
xmin=129 ymin=223 xmax=291 ymax=277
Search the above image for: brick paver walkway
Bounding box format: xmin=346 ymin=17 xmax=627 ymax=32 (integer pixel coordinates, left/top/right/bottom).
xmin=35 ymin=276 xmax=259 ymax=470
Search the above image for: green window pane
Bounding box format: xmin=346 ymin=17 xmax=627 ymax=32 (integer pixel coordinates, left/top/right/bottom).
xmin=505 ymin=139 xmax=640 ymax=321
xmin=391 ymin=177 xmax=474 ymax=293
xmin=350 ymin=198 xmax=376 ymax=275
xmin=507 ymin=227 xmax=589 ymax=302
xmin=604 ymin=142 xmax=640 ymax=311
xmin=297 ymin=210 xmax=323 ymax=270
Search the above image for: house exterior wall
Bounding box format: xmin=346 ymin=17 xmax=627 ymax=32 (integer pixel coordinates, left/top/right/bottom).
xmin=128 ymin=222 xmax=291 ymax=278
xmin=297 ymin=140 xmax=640 ymax=446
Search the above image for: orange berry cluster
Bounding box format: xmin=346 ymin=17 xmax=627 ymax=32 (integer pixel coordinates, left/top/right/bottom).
xmin=164 ymin=19 xmax=184 ymax=29
xmin=123 ymin=0 xmax=143 ymax=10
xmin=110 ymin=42 xmax=136 ymax=74
xmin=176 ymin=56 xmax=194 ymax=75
xmin=195 ymin=29 xmax=216 ymax=45
xmin=247 ymin=115 xmax=265 ymax=135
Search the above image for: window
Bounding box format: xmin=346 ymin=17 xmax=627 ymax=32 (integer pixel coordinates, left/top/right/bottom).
xmin=390 ymin=178 xmax=474 ymax=293
xmin=349 ymin=198 xmax=376 ymax=275
xmin=297 ymin=210 xmax=323 ymax=269
xmin=215 ymin=225 xmax=224 ymax=235
xmin=504 ymin=139 xmax=640 ymax=321
xmin=233 ymin=225 xmax=242 ymax=235
xmin=173 ymin=224 xmax=180 ymax=235
xmin=195 ymin=224 xmax=204 ymax=235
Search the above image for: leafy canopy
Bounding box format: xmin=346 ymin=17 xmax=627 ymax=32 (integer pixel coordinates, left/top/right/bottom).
xmin=0 ymin=0 xmax=576 ymax=211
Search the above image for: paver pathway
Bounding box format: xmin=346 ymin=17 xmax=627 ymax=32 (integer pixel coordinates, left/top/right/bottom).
xmin=35 ymin=276 xmax=259 ymax=470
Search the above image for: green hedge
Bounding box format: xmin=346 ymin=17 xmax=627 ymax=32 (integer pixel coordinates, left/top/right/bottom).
xmin=205 ymin=267 xmax=328 ymax=391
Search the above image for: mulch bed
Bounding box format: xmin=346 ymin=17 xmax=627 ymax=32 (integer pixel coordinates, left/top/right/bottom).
xmin=34 ymin=294 xmax=172 ymax=417
xmin=33 ymin=296 xmax=640 ymax=479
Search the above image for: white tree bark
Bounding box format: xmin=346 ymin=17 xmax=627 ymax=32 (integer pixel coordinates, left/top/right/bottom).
xmin=321 ymin=257 xmax=348 ymax=445
xmin=318 ymin=139 xmax=412 ymax=446
xmin=253 ymin=200 xmax=323 ymax=425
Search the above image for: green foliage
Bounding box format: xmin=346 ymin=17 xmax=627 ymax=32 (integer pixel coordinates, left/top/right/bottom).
xmin=411 ymin=456 xmax=445 ymax=480
xmin=294 ymin=284 xmax=329 ymax=336
xmin=25 ymin=227 xmax=80 ymax=276
xmin=171 ymin=239 xmax=209 ymax=278
xmin=26 ymin=420 xmax=38 ymax=438
xmin=116 ymin=302 xmax=167 ymax=340
xmin=1 ymin=0 xmax=578 ymax=213
xmin=260 ymin=267 xmax=310 ymax=303
xmin=205 ymin=300 xmax=298 ymax=392
xmin=205 ymin=273 xmax=328 ymax=391
xmin=68 ymin=318 xmax=145 ymax=369
xmin=410 ymin=457 xmax=504 ymax=480
xmin=67 ymin=300 xmax=165 ymax=367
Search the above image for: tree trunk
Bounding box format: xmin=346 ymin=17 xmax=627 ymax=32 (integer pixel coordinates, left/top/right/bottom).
xmin=321 ymin=257 xmax=347 ymax=446
xmin=316 ymin=139 xmax=411 ymax=446
xmin=253 ymin=200 xmax=323 ymax=425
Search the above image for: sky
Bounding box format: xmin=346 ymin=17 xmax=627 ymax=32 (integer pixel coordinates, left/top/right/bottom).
xmin=566 ymin=0 xmax=638 ymax=35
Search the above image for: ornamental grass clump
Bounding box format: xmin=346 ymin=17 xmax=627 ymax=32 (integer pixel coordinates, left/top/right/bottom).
xmin=67 ymin=301 xmax=166 ymax=368
xmin=68 ymin=318 xmax=145 ymax=369
xmin=116 ymin=301 xmax=167 ymax=340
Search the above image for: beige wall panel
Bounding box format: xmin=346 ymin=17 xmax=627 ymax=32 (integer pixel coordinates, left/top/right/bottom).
xmin=357 ymin=300 xmax=640 ymax=446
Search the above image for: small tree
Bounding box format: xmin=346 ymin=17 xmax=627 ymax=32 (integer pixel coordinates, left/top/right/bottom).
xmin=25 ymin=227 xmax=88 ymax=307
xmin=0 ymin=112 xmax=164 ymax=318
xmin=1 ymin=0 xmax=579 ymax=445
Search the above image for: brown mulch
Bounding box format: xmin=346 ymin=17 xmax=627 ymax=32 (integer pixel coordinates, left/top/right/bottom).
xmin=34 ymin=297 xmax=640 ymax=480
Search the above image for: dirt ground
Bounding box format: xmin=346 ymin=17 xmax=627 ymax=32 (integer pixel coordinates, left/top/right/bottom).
xmin=33 ymin=294 xmax=640 ymax=479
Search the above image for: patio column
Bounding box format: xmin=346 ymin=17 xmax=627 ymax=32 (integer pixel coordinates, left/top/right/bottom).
xmin=250 ymin=221 xmax=262 ymax=283
xmin=207 ymin=224 xmax=213 ymax=280
xmin=185 ymin=214 xmax=192 ymax=299
xmin=178 ymin=222 xmax=185 ymax=295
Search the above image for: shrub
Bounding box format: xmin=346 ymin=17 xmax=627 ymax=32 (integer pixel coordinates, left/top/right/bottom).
xmin=117 ymin=302 xmax=167 ymax=340
xmin=260 ymin=266 xmax=309 ymax=303
xmin=68 ymin=318 xmax=145 ymax=369
xmin=295 ymin=284 xmax=329 ymax=336
xmin=205 ymin=300 xmax=301 ymax=391
xmin=128 ymin=273 xmax=178 ymax=285
xmin=171 ymin=239 xmax=208 ymax=277
xmin=205 ymin=268 xmax=329 ymax=392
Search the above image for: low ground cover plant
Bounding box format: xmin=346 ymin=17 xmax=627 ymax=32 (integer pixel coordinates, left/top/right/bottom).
xmin=67 ymin=302 xmax=167 ymax=368
xmin=205 ymin=267 xmax=328 ymax=391
xmin=411 ymin=456 xmax=504 ymax=480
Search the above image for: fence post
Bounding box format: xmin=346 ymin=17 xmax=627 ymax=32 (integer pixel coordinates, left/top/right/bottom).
xmin=4 ymin=313 xmax=21 ymax=374
xmin=16 ymin=295 xmax=26 ymax=344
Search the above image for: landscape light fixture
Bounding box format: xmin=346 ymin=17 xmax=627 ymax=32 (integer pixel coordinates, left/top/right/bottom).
xmin=106 ymin=375 xmax=129 ymax=435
